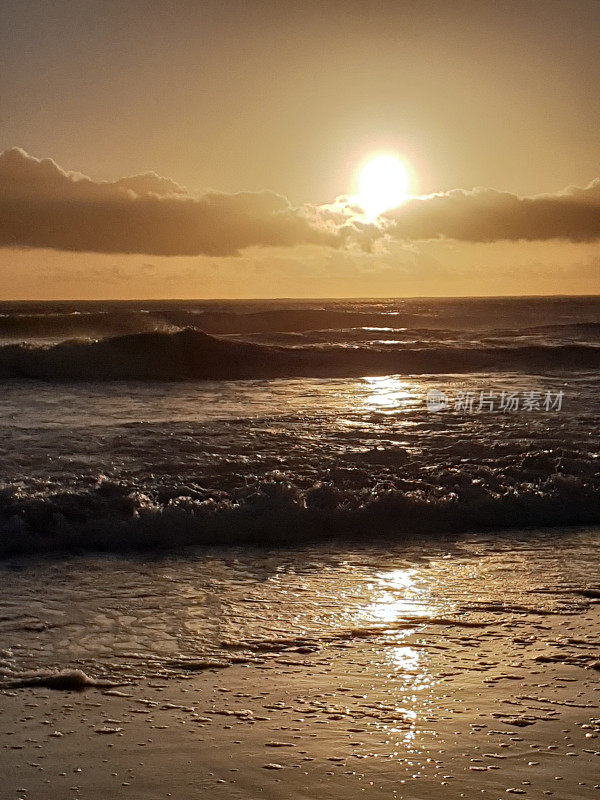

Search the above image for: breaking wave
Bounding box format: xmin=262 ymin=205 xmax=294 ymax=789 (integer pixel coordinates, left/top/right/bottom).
xmin=0 ymin=328 xmax=599 ymax=381
xmin=1 ymin=474 xmax=599 ymax=557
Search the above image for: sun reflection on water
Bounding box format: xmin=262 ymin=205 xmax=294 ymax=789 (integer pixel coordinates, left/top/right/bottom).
xmin=355 ymin=567 xmax=439 ymax=749
xmin=364 ymin=568 xmax=425 ymax=624
xmin=361 ymin=376 xmax=420 ymax=413
xmin=386 ymin=645 xmax=420 ymax=672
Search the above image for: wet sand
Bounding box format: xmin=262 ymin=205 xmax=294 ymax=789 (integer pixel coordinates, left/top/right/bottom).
xmin=2 ymin=596 xmax=598 ymax=799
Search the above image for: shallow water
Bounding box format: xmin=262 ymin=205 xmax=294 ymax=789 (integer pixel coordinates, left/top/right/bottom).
xmin=1 ymin=527 xmax=597 ymax=683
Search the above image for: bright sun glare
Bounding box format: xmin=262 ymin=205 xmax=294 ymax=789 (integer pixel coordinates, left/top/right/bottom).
xmin=358 ymin=155 xmax=409 ymax=220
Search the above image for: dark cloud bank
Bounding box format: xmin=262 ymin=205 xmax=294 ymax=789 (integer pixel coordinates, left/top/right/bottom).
xmin=0 ymin=148 xmax=599 ymax=255
xmin=386 ymin=181 xmax=600 ymax=243
xmin=0 ymin=148 xmax=335 ymax=256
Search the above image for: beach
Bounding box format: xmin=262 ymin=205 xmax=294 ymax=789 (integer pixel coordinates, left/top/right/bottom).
xmin=2 ymin=579 xmax=598 ymax=799
xmin=1 ymin=528 xmax=599 ymax=798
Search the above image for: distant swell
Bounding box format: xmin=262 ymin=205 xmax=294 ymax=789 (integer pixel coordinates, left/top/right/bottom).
xmin=0 ymin=310 xmax=176 ymax=339
xmin=2 ymin=306 xmax=599 ymax=340
xmin=0 ymin=308 xmax=438 ymax=338
xmin=523 ymin=321 xmax=600 ymax=335
xmin=0 ymin=329 xmax=599 ymax=381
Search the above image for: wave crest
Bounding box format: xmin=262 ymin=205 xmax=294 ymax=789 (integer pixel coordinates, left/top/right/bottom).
xmin=0 ymin=328 xmax=599 ymax=381
xmin=1 ymin=473 xmax=599 ymax=557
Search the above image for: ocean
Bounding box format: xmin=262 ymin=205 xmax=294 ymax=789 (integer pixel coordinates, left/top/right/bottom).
xmin=0 ymin=296 xmax=598 ymax=556
xmin=0 ymin=296 xmax=598 ymax=685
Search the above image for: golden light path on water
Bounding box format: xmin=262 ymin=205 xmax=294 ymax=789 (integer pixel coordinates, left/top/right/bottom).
xmin=354 ymin=566 xmax=440 ymax=747
xmin=361 ymin=376 xmax=422 ymax=413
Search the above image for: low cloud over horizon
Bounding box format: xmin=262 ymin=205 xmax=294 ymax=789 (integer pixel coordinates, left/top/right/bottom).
xmin=0 ymin=148 xmax=337 ymax=256
xmin=384 ymin=180 xmax=600 ymax=243
xmin=0 ymin=148 xmax=599 ymax=259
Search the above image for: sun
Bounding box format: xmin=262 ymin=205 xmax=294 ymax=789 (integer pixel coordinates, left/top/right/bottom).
xmin=358 ymin=154 xmax=409 ymax=220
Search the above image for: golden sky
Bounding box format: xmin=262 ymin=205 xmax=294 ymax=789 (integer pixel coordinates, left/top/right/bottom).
xmin=0 ymin=0 xmax=598 ymax=298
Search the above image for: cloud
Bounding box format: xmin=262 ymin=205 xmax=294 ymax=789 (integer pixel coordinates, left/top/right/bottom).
xmin=2 ymin=148 xmax=598 ymax=256
xmin=0 ymin=148 xmax=337 ymax=256
xmin=385 ymin=180 xmax=600 ymax=242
